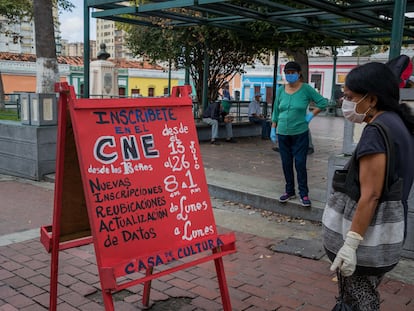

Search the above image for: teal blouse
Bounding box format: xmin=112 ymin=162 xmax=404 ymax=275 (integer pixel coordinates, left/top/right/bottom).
xmin=271 ymin=83 xmax=327 ymax=135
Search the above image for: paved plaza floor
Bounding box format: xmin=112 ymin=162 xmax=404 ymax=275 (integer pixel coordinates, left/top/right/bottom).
xmin=0 ymin=115 xmax=413 ymax=310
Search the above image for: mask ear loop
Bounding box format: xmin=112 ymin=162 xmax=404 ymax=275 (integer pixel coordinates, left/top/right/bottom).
xmin=355 ymin=93 xmax=369 ymax=115
xmin=366 ymin=96 xmax=378 ymax=120
xmin=355 ymin=93 xmax=368 ymax=105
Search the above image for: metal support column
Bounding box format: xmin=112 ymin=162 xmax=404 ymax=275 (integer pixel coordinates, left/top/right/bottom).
xmin=326 ymin=46 xmax=338 ymax=116
xmin=271 ymin=49 xmax=279 ymax=115
xmin=330 ymin=46 xmax=337 ymax=102
xmin=202 ymin=43 xmax=209 ymax=111
xmin=185 ymin=48 xmax=190 ymax=85
xmin=83 ymin=1 xmax=90 ymax=98
xmin=389 ymin=0 xmax=407 ymax=60
xmin=168 ymin=58 xmax=171 ymax=96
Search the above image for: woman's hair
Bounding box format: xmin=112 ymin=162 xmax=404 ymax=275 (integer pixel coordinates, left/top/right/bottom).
xmin=284 ymin=61 xmax=304 ymax=81
xmin=346 ymin=62 xmax=414 ymax=133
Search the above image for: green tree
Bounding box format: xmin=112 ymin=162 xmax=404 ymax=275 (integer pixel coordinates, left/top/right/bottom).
xmin=0 ymin=0 xmax=32 ymax=21
xmin=0 ymin=0 xmax=73 ymax=107
xmin=0 ymin=0 xmax=72 ymax=32
xmin=123 ymin=2 xmax=344 ymax=108
xmin=259 ymin=29 xmax=343 ymax=83
xmin=352 ymin=45 xmax=385 ymax=57
xmin=125 ymin=24 xmax=268 ymax=105
xmin=0 ymin=0 xmax=32 ymax=109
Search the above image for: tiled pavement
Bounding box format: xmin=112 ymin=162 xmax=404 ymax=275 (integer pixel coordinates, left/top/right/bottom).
xmin=1 ymin=115 xmax=414 ymax=310
xmin=1 ymin=226 xmax=414 ymax=311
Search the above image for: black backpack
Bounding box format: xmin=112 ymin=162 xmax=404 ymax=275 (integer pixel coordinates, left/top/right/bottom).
xmin=385 ymin=54 xmax=412 ymax=88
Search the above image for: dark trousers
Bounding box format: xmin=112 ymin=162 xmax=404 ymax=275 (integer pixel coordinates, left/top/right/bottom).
xmin=341 ymin=272 xmax=384 ymax=311
xmin=278 ymin=130 xmax=309 ymax=198
xmin=249 ymin=117 xmax=271 ymax=139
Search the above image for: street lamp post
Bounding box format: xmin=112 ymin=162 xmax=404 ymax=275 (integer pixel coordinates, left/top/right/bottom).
xmin=55 ymin=35 xmax=62 ymax=56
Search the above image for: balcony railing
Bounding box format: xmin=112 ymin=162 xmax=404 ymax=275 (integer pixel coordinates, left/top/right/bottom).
xmin=0 ymin=93 xmax=273 ymax=125
xmin=0 ymin=93 xmax=21 ymax=120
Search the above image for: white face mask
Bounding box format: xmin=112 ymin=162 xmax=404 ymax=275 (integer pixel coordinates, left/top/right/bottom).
xmin=341 ymin=94 xmax=370 ymax=123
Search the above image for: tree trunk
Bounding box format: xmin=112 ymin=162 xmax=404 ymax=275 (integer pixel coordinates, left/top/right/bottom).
xmin=283 ymin=47 xmax=309 ymax=82
xmin=33 ymin=0 xmax=59 ymax=93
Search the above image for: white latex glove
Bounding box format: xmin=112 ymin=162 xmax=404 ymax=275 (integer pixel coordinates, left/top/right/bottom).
xmin=330 ymin=231 xmax=363 ymax=276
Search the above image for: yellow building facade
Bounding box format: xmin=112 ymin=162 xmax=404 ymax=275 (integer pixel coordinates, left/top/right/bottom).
xmin=128 ymin=77 xmax=180 ymax=97
xmin=127 ymin=68 xmax=183 ymax=97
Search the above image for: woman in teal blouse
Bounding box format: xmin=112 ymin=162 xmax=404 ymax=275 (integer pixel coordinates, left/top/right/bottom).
xmin=270 ymin=61 xmax=327 ymax=207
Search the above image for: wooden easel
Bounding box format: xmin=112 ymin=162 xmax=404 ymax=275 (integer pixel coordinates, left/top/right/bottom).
xmin=41 ymin=82 xmax=236 ymax=310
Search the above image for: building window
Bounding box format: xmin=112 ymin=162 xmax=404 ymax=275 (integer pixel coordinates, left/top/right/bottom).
xmin=131 ymin=89 xmax=141 ymax=98
xmin=310 ymin=74 xmax=322 ymax=93
xmin=119 ymin=87 xmax=126 ymax=97
xmin=148 ymin=87 xmax=154 ymax=97
xmin=336 ymin=73 xmax=346 ymax=84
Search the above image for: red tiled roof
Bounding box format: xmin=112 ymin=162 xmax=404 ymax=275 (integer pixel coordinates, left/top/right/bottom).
xmin=0 ymin=52 xmax=164 ymax=70
xmin=58 ymin=55 xmax=84 ymax=66
xmin=0 ymin=52 xmax=37 ymax=62
xmin=112 ymin=58 xmax=164 ymax=70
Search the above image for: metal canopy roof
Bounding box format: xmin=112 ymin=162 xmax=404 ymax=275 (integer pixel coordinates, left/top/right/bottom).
xmin=85 ymin=0 xmax=414 ymax=46
xmin=82 ymin=1 xmax=414 ymax=98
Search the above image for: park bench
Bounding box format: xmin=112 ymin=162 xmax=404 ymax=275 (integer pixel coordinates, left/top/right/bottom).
xmin=193 ymin=100 xmax=270 ymax=141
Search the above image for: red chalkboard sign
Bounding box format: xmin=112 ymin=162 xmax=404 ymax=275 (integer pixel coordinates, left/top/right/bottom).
xmin=70 ymin=90 xmax=226 ymax=275
xmin=42 ymin=83 xmax=236 ymax=311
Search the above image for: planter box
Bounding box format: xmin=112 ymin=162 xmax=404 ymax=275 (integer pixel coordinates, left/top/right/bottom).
xmin=0 ymin=121 xmax=57 ymax=180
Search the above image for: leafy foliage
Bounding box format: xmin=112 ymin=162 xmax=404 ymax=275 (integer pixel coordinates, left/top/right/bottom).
xmin=352 ymin=45 xmax=385 ymax=57
xmin=0 ymin=0 xmax=73 ymax=23
xmin=57 ymin=0 xmax=74 ymax=12
xmin=0 ymin=0 xmax=74 ymax=100
xmin=0 ymin=0 xmax=33 ymax=22
xmin=126 ymin=22 xmax=272 ymax=101
xmin=122 ymin=0 xmax=348 ymax=104
xmin=126 ymin=24 xmax=268 ymax=104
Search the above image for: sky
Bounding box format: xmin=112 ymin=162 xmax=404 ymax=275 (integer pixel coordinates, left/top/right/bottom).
xmin=59 ymin=0 xmax=96 ymax=42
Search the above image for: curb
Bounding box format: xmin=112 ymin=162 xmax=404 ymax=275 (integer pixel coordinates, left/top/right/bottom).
xmin=208 ymin=183 xmax=324 ymax=223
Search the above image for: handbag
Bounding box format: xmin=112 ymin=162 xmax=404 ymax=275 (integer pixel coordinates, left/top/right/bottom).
xmin=331 ymin=271 xmax=353 ymax=311
xmin=323 ymin=121 xmax=405 ymax=272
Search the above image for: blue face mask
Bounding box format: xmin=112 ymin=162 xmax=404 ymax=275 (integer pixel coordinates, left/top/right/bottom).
xmin=285 ymin=73 xmax=299 ymax=83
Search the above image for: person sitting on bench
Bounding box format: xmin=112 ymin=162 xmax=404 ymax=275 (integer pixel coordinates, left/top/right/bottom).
xmin=248 ymin=93 xmax=271 ymax=140
xmin=202 ymin=101 xmax=237 ymax=145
